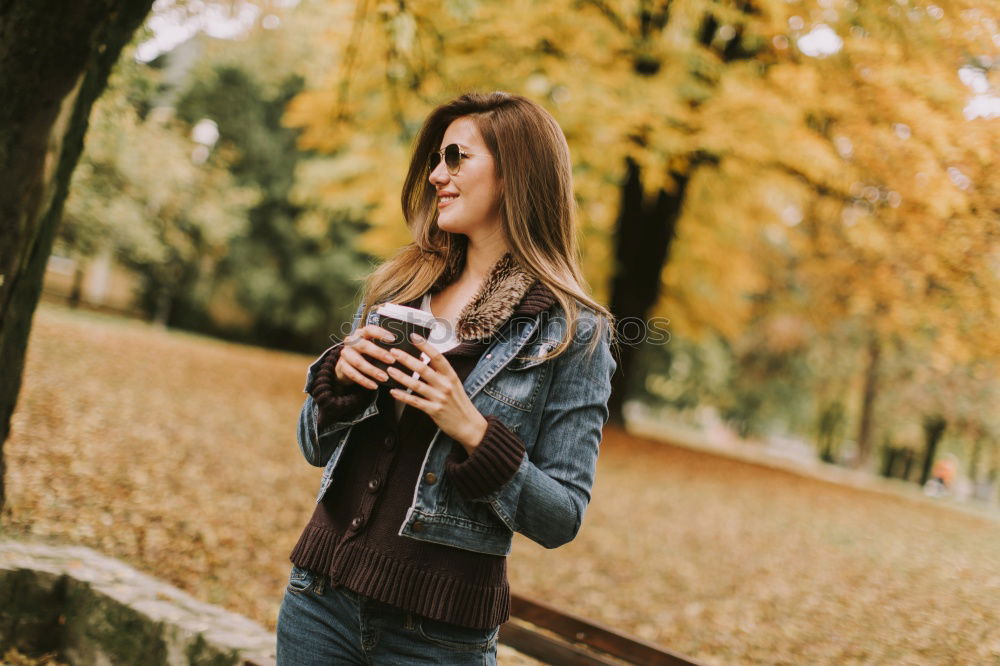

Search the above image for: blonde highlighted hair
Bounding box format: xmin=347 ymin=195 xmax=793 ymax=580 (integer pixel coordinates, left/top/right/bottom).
xmin=360 ymin=91 xmax=615 ymax=360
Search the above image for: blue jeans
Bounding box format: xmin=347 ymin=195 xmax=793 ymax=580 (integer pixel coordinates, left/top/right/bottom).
xmin=276 ymin=565 xmax=500 ymax=665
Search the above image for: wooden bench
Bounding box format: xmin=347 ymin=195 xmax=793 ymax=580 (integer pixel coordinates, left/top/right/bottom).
xmin=499 ymin=592 xmax=705 ymax=665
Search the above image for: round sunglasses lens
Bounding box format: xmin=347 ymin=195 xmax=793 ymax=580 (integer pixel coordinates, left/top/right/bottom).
xmin=427 ymin=152 xmax=440 ymax=171
xmin=444 ymin=144 xmax=462 ymax=172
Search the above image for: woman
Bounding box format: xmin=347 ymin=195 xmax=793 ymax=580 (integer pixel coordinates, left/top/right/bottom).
xmin=276 ymin=91 xmax=617 ymax=664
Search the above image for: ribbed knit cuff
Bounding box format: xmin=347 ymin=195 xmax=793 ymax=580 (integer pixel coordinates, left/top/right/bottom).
xmin=445 ymin=415 xmax=525 ymax=501
xmin=309 ymin=343 xmax=377 ymax=428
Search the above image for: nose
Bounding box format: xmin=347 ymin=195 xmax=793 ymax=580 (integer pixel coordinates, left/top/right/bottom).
xmin=428 ymin=159 xmax=450 ymax=187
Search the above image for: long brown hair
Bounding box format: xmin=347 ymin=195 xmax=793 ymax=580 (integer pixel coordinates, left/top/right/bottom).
xmin=360 ymin=91 xmax=615 ymax=360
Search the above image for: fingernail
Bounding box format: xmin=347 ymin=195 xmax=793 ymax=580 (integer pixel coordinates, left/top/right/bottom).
xmin=410 ymin=333 xmax=424 ymax=343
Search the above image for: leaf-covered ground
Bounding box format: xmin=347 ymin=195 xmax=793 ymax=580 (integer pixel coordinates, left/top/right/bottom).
xmin=5 ymin=303 xmax=999 ymax=665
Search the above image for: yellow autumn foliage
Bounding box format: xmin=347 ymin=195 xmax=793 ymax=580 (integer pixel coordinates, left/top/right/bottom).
xmin=278 ymin=0 xmax=997 ymax=367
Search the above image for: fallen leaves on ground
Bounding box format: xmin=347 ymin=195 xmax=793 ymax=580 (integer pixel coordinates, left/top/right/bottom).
xmin=5 ymin=304 xmax=999 ymax=665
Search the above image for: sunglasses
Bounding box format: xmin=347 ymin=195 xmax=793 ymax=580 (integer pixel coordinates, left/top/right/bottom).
xmin=427 ymin=143 xmax=490 ymax=175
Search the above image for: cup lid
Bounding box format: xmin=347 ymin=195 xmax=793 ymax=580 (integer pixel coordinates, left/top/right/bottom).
xmin=376 ymin=302 xmax=438 ymax=329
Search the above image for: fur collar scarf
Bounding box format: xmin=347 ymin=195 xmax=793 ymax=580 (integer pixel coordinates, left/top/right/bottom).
xmin=424 ymin=250 xmax=554 ymax=342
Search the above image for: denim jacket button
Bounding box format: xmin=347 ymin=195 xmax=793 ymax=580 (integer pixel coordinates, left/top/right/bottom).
xmin=412 ymin=520 xmax=425 ymax=532
xmin=424 ymin=472 xmax=438 ymax=485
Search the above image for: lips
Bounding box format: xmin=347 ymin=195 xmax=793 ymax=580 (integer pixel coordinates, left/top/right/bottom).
xmin=438 ymin=193 xmax=459 ymax=208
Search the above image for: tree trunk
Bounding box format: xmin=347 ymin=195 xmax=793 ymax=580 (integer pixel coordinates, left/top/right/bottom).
xmin=0 ymin=0 xmax=155 ymax=511
xmin=69 ymin=259 xmax=86 ymax=308
xmin=969 ymin=436 xmax=983 ymax=483
xmin=881 ymin=445 xmax=897 ymax=479
xmin=919 ymin=415 xmax=947 ymax=486
xmin=853 ymin=334 xmax=881 ymax=468
xmin=606 ymin=157 xmax=685 ymax=425
xmin=901 ymin=449 xmax=915 ymax=481
xmin=817 ymin=400 xmax=844 ymax=464
xmin=153 ymin=284 xmax=173 ymax=329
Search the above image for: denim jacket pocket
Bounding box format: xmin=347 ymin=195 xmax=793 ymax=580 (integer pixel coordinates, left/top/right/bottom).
xmin=438 ymin=469 xmax=507 ymax=527
xmin=481 ymin=337 xmax=558 ymax=412
xmin=507 ymin=337 xmax=559 ymax=371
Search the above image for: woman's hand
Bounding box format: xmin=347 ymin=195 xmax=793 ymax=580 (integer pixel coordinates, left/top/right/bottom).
xmin=334 ymin=324 xmax=398 ymax=390
xmin=387 ymin=333 xmax=488 ymax=454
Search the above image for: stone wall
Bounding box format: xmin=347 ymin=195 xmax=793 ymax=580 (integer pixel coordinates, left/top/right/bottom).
xmin=0 ymin=540 xmax=275 ymax=666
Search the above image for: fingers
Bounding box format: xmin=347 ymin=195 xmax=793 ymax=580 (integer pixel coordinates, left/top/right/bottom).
xmin=336 ymin=356 xmax=381 ymax=390
xmin=339 ymin=344 xmax=389 ymax=382
xmin=389 ymin=386 xmax=435 ymax=413
xmin=389 ymin=333 xmax=453 ymax=384
xmin=336 ymin=325 xmax=452 ymax=393
xmin=408 ymin=333 xmax=450 ymax=374
xmin=336 ymin=325 xmax=396 ymax=389
xmin=386 ymin=365 xmax=436 ymax=398
xmin=389 ymin=346 xmax=438 ymax=385
xmin=349 ymin=326 xmax=396 ymax=365
xmin=346 ymin=324 xmax=395 ymax=347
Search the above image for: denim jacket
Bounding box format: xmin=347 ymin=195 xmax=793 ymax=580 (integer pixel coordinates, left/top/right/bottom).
xmin=296 ymin=298 xmax=616 ymax=557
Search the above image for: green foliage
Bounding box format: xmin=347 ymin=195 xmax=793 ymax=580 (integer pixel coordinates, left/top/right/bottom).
xmin=62 ymin=33 xmax=256 ymax=329
xmin=62 ymin=14 xmax=377 ymax=352
xmin=177 ymin=67 xmax=306 ymax=198
xmin=638 ymin=329 xmax=818 ymax=440
xmin=175 ymin=62 xmax=373 ymax=350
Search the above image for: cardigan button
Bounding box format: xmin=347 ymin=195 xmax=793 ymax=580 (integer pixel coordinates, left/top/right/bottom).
xmin=368 ymin=478 xmax=381 ymax=492
xmin=412 ymin=520 xmax=425 ymax=533
xmin=424 ymin=472 xmax=438 ymax=485
xmin=384 ymin=434 xmax=396 ymax=450
xmin=350 ymin=516 xmax=364 ymax=529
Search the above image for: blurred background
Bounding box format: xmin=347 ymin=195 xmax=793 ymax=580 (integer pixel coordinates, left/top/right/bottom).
xmin=47 ymin=0 xmax=1000 ymax=494
xmin=7 ymin=0 xmax=1000 ymax=663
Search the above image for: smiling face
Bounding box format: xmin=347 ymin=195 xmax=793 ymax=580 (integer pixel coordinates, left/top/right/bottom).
xmin=428 ymin=116 xmax=502 ymax=239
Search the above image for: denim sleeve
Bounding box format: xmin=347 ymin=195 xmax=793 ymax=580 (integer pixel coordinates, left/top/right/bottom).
xmin=485 ymin=312 xmax=616 ymax=549
xmin=295 ymin=300 xmax=379 ymax=467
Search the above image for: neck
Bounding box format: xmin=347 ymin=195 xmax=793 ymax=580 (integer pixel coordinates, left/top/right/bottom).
xmin=461 ymin=232 xmax=509 ymax=284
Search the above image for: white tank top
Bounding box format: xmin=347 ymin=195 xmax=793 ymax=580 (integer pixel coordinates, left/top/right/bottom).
xmin=393 ymin=291 xmax=460 ymax=421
